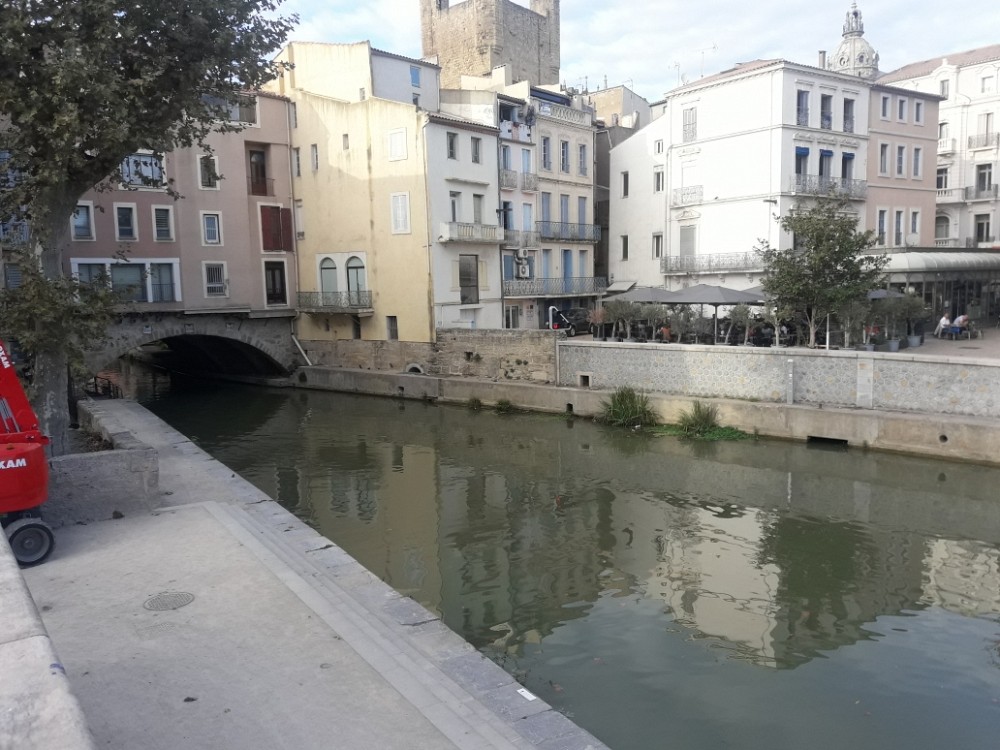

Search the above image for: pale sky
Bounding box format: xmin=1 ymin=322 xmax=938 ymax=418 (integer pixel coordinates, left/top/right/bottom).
xmin=277 ymin=0 xmax=1000 ymax=101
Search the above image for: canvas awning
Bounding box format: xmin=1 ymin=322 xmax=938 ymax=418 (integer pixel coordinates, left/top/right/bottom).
xmin=606 ymin=280 xmax=637 ymax=293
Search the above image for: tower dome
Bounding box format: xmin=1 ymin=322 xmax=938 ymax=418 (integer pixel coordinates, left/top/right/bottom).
xmin=829 ymin=3 xmax=880 ymax=78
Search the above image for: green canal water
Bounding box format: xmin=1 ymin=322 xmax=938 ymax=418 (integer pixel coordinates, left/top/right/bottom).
xmin=140 ymin=377 xmax=1000 ymax=750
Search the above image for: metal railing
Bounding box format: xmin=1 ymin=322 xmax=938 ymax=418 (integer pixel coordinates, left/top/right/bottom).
xmin=499 ymin=169 xmax=518 ymax=190
xmin=661 ymin=251 xmax=761 ymax=275
xmin=789 ymin=174 xmax=867 ymax=198
xmin=536 ymin=221 xmax=601 ymax=243
xmin=671 ymin=185 xmax=703 ymax=205
xmin=502 ymin=229 xmax=539 ymax=248
xmin=502 ymin=276 xmax=607 ymax=297
xmin=248 ymin=177 xmax=275 ymax=196
xmin=843 ymin=115 xmax=855 ymax=133
xmin=682 ymin=124 xmax=697 ymax=142
xmin=439 ymin=222 xmax=504 ymax=243
xmin=820 ymin=111 xmax=833 ymax=130
xmin=967 ymin=235 xmax=996 ymax=246
xmin=298 ymin=291 xmax=373 ymax=310
xmin=968 ymin=132 xmax=1000 ymax=149
xmin=521 ymin=171 xmax=539 ymax=191
xmin=796 ymin=108 xmax=809 ymax=126
xmin=965 ymin=185 xmax=999 ymax=200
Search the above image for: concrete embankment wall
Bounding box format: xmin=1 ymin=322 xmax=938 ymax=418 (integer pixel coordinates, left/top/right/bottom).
xmin=295 ymin=361 xmax=1000 ymax=467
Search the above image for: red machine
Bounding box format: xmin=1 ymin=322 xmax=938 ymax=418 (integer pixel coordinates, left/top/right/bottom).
xmin=0 ymin=342 xmax=54 ymax=565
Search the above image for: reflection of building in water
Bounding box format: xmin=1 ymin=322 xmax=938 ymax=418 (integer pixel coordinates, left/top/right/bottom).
xmin=923 ymin=539 xmax=1000 ymax=617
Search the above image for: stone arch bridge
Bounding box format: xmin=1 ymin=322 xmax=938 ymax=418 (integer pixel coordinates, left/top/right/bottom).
xmin=86 ymin=311 xmax=301 ymax=376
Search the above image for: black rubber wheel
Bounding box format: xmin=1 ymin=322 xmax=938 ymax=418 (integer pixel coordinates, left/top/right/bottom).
xmin=566 ymin=325 xmax=577 ymax=337
xmin=5 ymin=518 xmax=55 ymax=567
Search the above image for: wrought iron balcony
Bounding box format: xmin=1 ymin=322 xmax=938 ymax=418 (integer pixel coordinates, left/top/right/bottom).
xmin=671 ymin=185 xmax=703 ymax=206
xmin=298 ymin=291 xmax=373 ymax=312
xmin=965 ymin=184 xmax=998 ymax=200
xmin=843 ymin=115 xmax=855 ymax=133
xmin=439 ymin=222 xmax=504 ymax=244
xmin=820 ymin=111 xmax=833 ymax=130
xmin=536 ymin=221 xmax=601 ymax=243
xmin=661 ymin=251 xmax=762 ymax=275
xmin=937 ymin=137 xmax=956 ymax=154
xmin=248 ymin=177 xmax=275 ymax=196
xmin=534 ymin=100 xmax=591 ymax=127
xmin=521 ymin=171 xmax=539 ymax=191
xmin=499 ymin=169 xmax=518 ymax=190
xmin=0 ymin=221 xmax=29 ymax=245
xmin=796 ymin=108 xmax=809 ymax=127
xmin=503 ymin=229 xmax=539 ymax=248
xmin=503 ymin=276 xmax=607 ymax=297
xmin=788 ymin=173 xmax=867 ymax=198
xmin=968 ymin=132 xmax=1000 ymax=149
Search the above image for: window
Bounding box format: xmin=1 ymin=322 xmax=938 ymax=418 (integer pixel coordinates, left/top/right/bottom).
xmin=841 ymin=152 xmax=854 ymax=181
xmin=310 ymin=144 xmax=319 ymax=171
xmin=248 ymin=149 xmax=268 ymax=195
xmin=654 ymin=139 xmax=664 ymax=154
xmin=359 ymin=87 xmax=366 ymax=101
xmin=653 ymin=168 xmax=664 ymax=192
xmin=559 ymin=194 xmax=569 ymax=224
xmin=542 ymin=136 xmax=552 ymax=170
xmin=471 ymin=137 xmax=481 ymax=163
xmin=940 ymin=79 xmax=950 ymax=98
xmin=290 ymin=102 xmax=297 ymax=128
xmin=458 ymin=254 xmax=479 ymax=304
xmin=260 ymin=205 xmax=292 ymax=252
xmin=447 ymin=132 xmax=458 ymax=159
xmin=204 ymin=263 xmax=227 ymax=297
xmin=111 ymin=263 xmax=145 ymax=302
xmin=795 ymin=146 xmax=809 ymax=175
xmin=343 ymin=134 xmax=350 ymax=150
xmin=319 ymin=258 xmax=337 ymax=294
xmin=877 ymin=209 xmax=886 ymax=245
xmin=976 ymin=163 xmax=993 ymax=191
xmin=912 ymin=147 xmax=922 ymax=178
xmin=679 ymin=226 xmax=696 ymax=257
xmin=388 ymin=128 xmax=407 ymax=161
xmin=390 ymin=192 xmax=410 ymax=234
xmin=153 ymin=206 xmax=173 ymax=241
xmin=683 ymin=107 xmax=697 ymax=141
xmin=76 ymin=263 xmax=105 ymax=287
xmin=264 ymin=261 xmax=287 ymax=305
xmin=149 ymin=263 xmax=174 ymax=302
xmin=820 ymin=94 xmax=833 ymax=129
xmin=449 ymin=191 xmax=461 ymax=222
xmin=652 ymin=233 xmax=663 ymax=259
xmin=578 ymin=144 xmax=587 ymax=176
xmin=939 ymin=122 xmax=949 ymax=139
xmin=577 ymin=196 xmax=587 ymax=226
xmin=819 ymin=150 xmax=832 ymax=180
xmin=387 ymin=316 xmax=399 ymax=341
xmin=292 ymin=148 xmax=301 ymax=177
xmin=202 ymin=212 xmax=222 ymax=245
xmin=843 ymin=99 xmax=855 ymax=133
xmin=935 ymin=215 xmax=950 ymax=240
xmin=294 ymin=200 xmax=304 ymax=239
xmin=72 ymin=204 xmax=94 ymax=240
xmin=115 ymin=204 xmax=137 ymax=240
xmin=936 ymin=167 xmax=948 ymax=190
xmin=914 ymin=101 xmax=923 ymax=124
xmin=120 ymin=152 xmax=164 ymax=188
xmin=975 ymin=214 xmax=991 ymax=242
xmin=796 ymin=91 xmax=810 ymax=126
xmin=880 ymin=95 xmax=890 ymax=119
xmin=620 ymin=235 xmax=629 ymax=261
xmin=896 ymin=145 xmax=905 ymax=176
xmin=199 ymin=154 xmax=218 ymax=189
xmin=202 ymin=93 xmax=257 ymax=123
xmin=540 ymin=192 xmax=551 ymax=223
xmin=410 ymin=65 xmax=421 ymax=87
xmin=982 ymin=75 xmax=994 ymax=94
xmin=412 ymin=94 xmax=420 ymax=107
xmin=894 ymin=210 xmax=903 ymax=245
xmin=879 ymin=143 xmax=889 ymax=174
xmin=910 ymin=210 xmax=920 ymax=235
xmin=978 ymin=111 xmax=994 ymax=136
xmin=622 ymin=171 xmax=630 ymax=197
xmin=560 ymin=140 xmax=570 ymax=172
xmin=500 ymin=144 xmax=512 ymax=170
xmin=473 ymin=194 xmax=484 ymax=224
xmin=897 ymin=98 xmax=907 ymax=121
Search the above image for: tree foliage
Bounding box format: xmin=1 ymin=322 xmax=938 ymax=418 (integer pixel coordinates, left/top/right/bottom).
xmin=0 ymin=0 xmax=295 ymax=450
xmin=756 ymin=197 xmax=888 ymax=348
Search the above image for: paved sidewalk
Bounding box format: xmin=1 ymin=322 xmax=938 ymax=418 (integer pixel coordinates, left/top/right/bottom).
xmin=22 ymin=402 xmax=607 ymax=750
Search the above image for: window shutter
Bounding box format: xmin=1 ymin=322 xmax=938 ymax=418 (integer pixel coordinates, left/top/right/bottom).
xmin=261 ymin=206 xmax=282 ymax=251
xmin=281 ymin=208 xmax=294 ymax=251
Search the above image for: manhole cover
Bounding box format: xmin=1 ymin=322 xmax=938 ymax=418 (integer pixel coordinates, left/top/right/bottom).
xmin=143 ymin=592 xmax=195 ymax=611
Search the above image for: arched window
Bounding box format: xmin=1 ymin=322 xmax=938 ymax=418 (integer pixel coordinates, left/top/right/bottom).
xmin=347 ymin=256 xmax=366 ymax=305
xmin=934 ymin=215 xmax=950 ymax=241
xmin=319 ymin=258 xmax=337 ymax=303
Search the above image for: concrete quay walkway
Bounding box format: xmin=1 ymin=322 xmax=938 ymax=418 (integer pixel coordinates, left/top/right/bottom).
xmin=20 ymin=401 xmax=607 ymax=750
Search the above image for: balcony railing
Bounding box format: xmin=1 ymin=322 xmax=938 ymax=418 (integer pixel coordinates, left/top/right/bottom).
xmin=820 ymin=111 xmax=833 ymax=130
xmin=965 ymin=185 xmax=999 ymax=200
xmin=789 ymin=173 xmax=867 ymax=198
xmin=439 ymin=222 xmax=504 ymax=244
xmin=534 ymin=101 xmax=591 ymax=127
xmin=298 ymin=291 xmax=373 ymax=311
xmin=968 ymin=132 xmax=1000 ymax=149
xmin=503 ymin=229 xmax=539 ymax=248
xmin=661 ymin=251 xmax=762 ymax=275
xmin=843 ymin=115 xmax=855 ymax=133
xmin=937 ymin=188 xmax=962 ymax=201
xmin=671 ymin=185 xmax=703 ymax=206
xmin=968 ymin=236 xmax=996 ymax=246
xmin=521 ymin=171 xmax=539 ymax=192
xmin=248 ymin=177 xmax=275 ymax=196
xmin=796 ymin=107 xmax=809 ymax=127
xmin=934 ymin=238 xmax=959 ymax=247
xmin=937 ymin=137 xmax=956 ymax=154
xmin=0 ymin=221 xmax=29 ymax=245
xmin=503 ymin=276 xmax=607 ymax=297
xmin=499 ymin=169 xmax=518 ymax=190
xmin=682 ymin=124 xmax=697 ymax=142
xmin=536 ymin=221 xmax=601 ymax=243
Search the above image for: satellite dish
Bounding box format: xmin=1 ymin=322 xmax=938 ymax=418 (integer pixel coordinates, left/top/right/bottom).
xmin=905 ymin=232 xmax=919 ymax=246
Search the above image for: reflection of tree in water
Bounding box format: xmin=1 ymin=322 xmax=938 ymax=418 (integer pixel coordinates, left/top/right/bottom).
xmin=756 ymin=514 xmax=923 ymax=667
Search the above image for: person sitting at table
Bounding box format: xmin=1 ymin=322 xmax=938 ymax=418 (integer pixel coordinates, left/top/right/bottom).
xmin=934 ymin=313 xmax=951 ymax=338
xmin=954 ymin=313 xmax=969 ymax=330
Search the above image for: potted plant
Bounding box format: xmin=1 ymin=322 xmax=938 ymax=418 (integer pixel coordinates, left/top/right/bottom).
xmin=587 ymin=307 xmax=607 ymax=340
xmin=729 ymin=303 xmax=753 ymax=345
xmin=898 ymin=293 xmax=926 ymax=348
xmin=835 ymin=297 xmax=871 ymax=350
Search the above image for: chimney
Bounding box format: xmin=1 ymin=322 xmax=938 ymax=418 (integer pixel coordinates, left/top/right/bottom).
xmin=819 ymin=50 xmax=827 ymax=69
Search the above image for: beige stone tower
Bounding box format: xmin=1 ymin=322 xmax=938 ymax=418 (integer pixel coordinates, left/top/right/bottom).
xmin=420 ymin=0 xmax=560 ymax=88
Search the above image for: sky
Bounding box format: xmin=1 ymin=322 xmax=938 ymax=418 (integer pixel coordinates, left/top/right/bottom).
xmin=277 ymin=0 xmax=1000 ymax=101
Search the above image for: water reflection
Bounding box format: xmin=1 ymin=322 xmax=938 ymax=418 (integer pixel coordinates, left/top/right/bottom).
xmin=138 ymin=373 xmax=1000 ymax=750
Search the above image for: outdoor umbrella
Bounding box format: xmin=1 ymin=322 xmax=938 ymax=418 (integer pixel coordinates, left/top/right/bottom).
xmin=664 ymin=284 xmax=766 ymax=342
xmin=610 ymin=286 xmax=680 ymax=303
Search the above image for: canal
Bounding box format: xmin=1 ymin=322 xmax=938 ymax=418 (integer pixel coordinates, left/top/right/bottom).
xmin=137 ymin=373 xmax=1000 ymax=750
